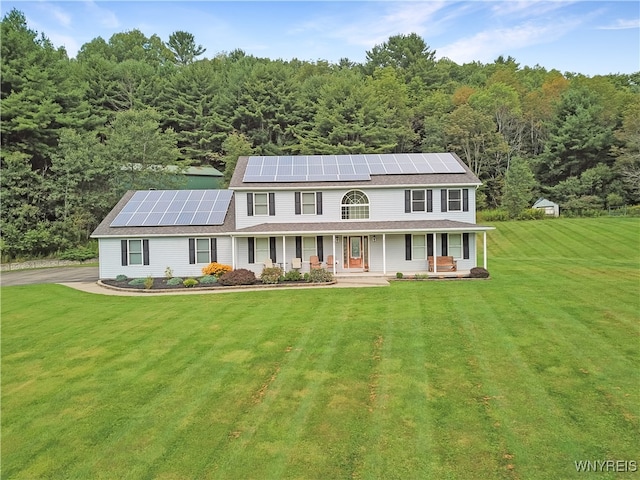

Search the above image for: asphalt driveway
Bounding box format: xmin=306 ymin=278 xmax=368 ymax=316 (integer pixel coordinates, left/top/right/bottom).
xmin=0 ymin=266 xmax=99 ymax=287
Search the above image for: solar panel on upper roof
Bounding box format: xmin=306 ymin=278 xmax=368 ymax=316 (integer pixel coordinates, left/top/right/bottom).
xmin=110 ymin=189 xmax=232 ymax=227
xmin=242 ymin=153 xmax=465 ymax=182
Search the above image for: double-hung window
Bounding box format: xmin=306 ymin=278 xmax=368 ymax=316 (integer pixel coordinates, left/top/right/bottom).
xmin=405 ymin=189 xmax=433 ymax=213
xmin=254 ymin=193 xmax=269 ymax=215
xmin=448 ymin=234 xmax=462 ymax=258
xmin=302 ymin=237 xmax=316 ymax=259
xmin=295 ymin=192 xmax=323 ymax=215
xmin=255 ymin=237 xmax=270 ymax=263
xmin=441 ymin=189 xmax=469 ymax=213
xmin=121 ymin=239 xmax=149 ymax=266
xmin=448 ymin=189 xmax=462 ymax=211
xmin=189 ymin=238 xmax=217 ymax=264
xmin=412 ymin=235 xmax=426 ymax=259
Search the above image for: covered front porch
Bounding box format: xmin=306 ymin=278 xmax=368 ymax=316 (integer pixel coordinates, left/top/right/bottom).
xmin=231 ymin=220 xmax=493 ymax=277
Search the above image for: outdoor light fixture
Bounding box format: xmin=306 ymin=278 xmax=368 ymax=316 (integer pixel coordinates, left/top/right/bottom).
xmin=373 ymin=235 xmax=377 ymax=242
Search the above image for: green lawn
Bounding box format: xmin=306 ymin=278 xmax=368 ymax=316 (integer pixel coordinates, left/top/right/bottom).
xmin=2 ymin=218 xmax=639 ymax=479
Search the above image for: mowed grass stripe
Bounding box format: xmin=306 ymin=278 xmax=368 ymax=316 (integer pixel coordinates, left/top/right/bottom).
xmin=2 ymin=217 xmax=639 ymax=479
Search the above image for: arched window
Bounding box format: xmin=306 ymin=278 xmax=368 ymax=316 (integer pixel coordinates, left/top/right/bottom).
xmin=341 ymin=190 xmax=369 ymax=219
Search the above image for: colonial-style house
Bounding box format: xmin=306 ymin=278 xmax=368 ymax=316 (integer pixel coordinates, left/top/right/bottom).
xmin=92 ymin=153 xmax=493 ymax=279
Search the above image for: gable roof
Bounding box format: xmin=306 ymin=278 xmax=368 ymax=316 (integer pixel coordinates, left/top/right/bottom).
xmin=533 ymin=198 xmax=559 ymax=208
xmin=229 ymin=153 xmax=480 ymax=189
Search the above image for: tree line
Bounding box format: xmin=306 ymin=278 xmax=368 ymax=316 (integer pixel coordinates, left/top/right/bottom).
xmin=1 ymin=8 xmax=639 ymax=260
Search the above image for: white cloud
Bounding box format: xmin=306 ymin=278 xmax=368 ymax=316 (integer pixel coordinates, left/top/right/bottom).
xmin=83 ymin=0 xmax=119 ymax=29
xmin=598 ymin=18 xmax=640 ymax=30
xmin=437 ymin=19 xmax=579 ymax=64
xmin=491 ymin=1 xmax=577 ymax=19
xmin=47 ymin=32 xmax=80 ymax=56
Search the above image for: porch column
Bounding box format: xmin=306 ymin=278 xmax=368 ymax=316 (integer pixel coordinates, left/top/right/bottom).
xmin=432 ymin=232 xmax=438 ymax=274
xmin=382 ymin=234 xmax=387 ymax=275
xmin=483 ymin=231 xmax=487 ymax=270
xmin=332 ymin=235 xmax=336 ymax=274
xmin=231 ymin=235 xmax=236 ymax=270
xmin=282 ymin=235 xmax=286 ymax=272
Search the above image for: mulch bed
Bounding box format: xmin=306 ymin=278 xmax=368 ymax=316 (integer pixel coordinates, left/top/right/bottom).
xmin=100 ymin=277 xmax=321 ymax=291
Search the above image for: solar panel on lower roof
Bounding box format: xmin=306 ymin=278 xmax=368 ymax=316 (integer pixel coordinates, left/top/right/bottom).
xmin=110 ymin=189 xmax=232 ymax=227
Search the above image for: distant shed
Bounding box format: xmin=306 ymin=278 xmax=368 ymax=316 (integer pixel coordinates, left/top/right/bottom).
xmin=532 ymin=198 xmax=560 ymax=217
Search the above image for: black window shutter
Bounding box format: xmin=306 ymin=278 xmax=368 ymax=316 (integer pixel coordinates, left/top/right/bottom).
xmin=463 ymin=189 xmax=469 ymax=212
xmin=268 ymin=192 xmax=275 ymax=216
xmin=405 ymin=190 xmax=411 ymax=213
xmin=427 ymin=234 xmax=434 ymax=257
xmin=317 ymin=236 xmax=323 ymax=261
xmin=121 ymin=240 xmax=128 ymax=266
xmin=441 ymin=234 xmax=448 ymax=256
xmin=405 ymin=234 xmax=412 ymax=261
xmin=295 ymin=236 xmax=302 ymax=258
xmin=211 ymin=238 xmax=217 ymax=263
xmin=316 ymin=192 xmax=323 ymax=215
xmin=294 ymin=192 xmax=301 ymax=215
xmin=427 ymin=189 xmax=433 ymax=212
xmin=247 ymin=193 xmax=254 ymax=216
xmin=248 ymin=237 xmax=255 ymax=264
xmin=143 ymin=239 xmax=150 ymax=265
xmin=463 ymin=233 xmax=470 ymax=259
xmin=441 ymin=189 xmax=448 ymax=212
xmin=189 ymin=238 xmax=196 ymax=264
xmin=269 ymin=237 xmax=276 ymax=262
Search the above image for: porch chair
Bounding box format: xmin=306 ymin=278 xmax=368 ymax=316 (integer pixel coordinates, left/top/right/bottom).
xmin=310 ymin=255 xmax=321 ymax=269
xmin=263 ymin=258 xmax=273 ymax=268
xmin=326 ymin=255 xmax=334 ymax=271
xmin=292 ymin=257 xmax=302 ymax=270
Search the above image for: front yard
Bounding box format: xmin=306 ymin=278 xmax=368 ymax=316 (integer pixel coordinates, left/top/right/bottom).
xmin=2 ymin=218 xmax=638 ymax=479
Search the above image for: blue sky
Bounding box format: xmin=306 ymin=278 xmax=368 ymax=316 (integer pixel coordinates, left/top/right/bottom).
xmin=2 ymin=1 xmax=638 ymax=76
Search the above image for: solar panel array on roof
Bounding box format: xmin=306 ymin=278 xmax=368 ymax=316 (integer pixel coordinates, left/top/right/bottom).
xmin=242 ymin=153 xmax=465 ymax=182
xmin=110 ymin=190 xmax=232 ymax=227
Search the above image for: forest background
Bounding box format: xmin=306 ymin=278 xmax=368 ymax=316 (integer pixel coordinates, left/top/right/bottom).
xmin=1 ymin=8 xmax=639 ymax=260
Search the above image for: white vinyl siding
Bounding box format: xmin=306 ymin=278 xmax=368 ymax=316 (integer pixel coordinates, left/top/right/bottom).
xmin=98 ymin=237 xmax=232 ymax=279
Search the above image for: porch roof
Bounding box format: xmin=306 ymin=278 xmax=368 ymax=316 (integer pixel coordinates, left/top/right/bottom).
xmin=234 ymin=219 xmax=494 ymax=236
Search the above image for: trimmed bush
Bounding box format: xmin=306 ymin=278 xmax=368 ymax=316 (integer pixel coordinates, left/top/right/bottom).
xmin=218 ymin=269 xmax=257 ymax=286
xmin=115 ymin=274 xmax=128 ymax=282
xmin=183 ymin=278 xmax=199 ymax=288
xmin=199 ymin=275 xmax=218 ymax=285
xmin=260 ymin=266 xmax=283 ymax=284
xmin=283 ymin=269 xmax=302 ymax=282
xmin=396 ymin=272 xmax=403 ymax=279
xmin=127 ymin=278 xmax=147 ymax=286
xmin=202 ymin=262 xmax=233 ymax=277
xmin=308 ymin=268 xmax=334 ymax=283
xmin=469 ymin=267 xmax=490 ymax=278
xmin=167 ymin=277 xmax=184 ymax=286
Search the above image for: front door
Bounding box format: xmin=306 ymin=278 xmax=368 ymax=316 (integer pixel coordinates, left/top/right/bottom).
xmin=343 ymin=236 xmax=369 ymax=270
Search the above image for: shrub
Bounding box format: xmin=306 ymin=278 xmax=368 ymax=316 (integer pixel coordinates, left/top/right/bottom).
xmin=144 ymin=275 xmax=154 ymax=290
xmin=202 ymin=262 xmax=233 ymax=277
xmin=283 ymin=269 xmax=302 ymax=282
xmin=477 ymin=209 xmax=509 ymax=222
xmin=115 ymin=274 xmax=128 ymax=282
xmin=199 ymin=275 xmax=218 ymax=285
xmin=414 ymin=273 xmax=429 ymax=280
xmin=628 ymin=205 xmax=640 ymax=217
xmin=218 ymin=269 xmax=257 ymax=286
xmin=164 ymin=266 xmax=174 ymax=279
xmin=183 ymin=278 xmax=199 ymax=288
xmin=308 ymin=268 xmax=334 ymax=283
xmin=469 ymin=267 xmax=490 ymax=278
xmin=396 ymin=272 xmax=403 ymax=279
xmin=303 ymin=272 xmax=310 ymax=282
xmin=58 ymin=243 xmax=98 ymax=262
xmin=128 ymin=278 xmax=147 ymax=286
xmin=167 ymin=277 xmax=184 ymax=286
xmin=261 ymin=266 xmax=283 ymax=284
xmin=517 ymin=208 xmax=546 ymax=220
